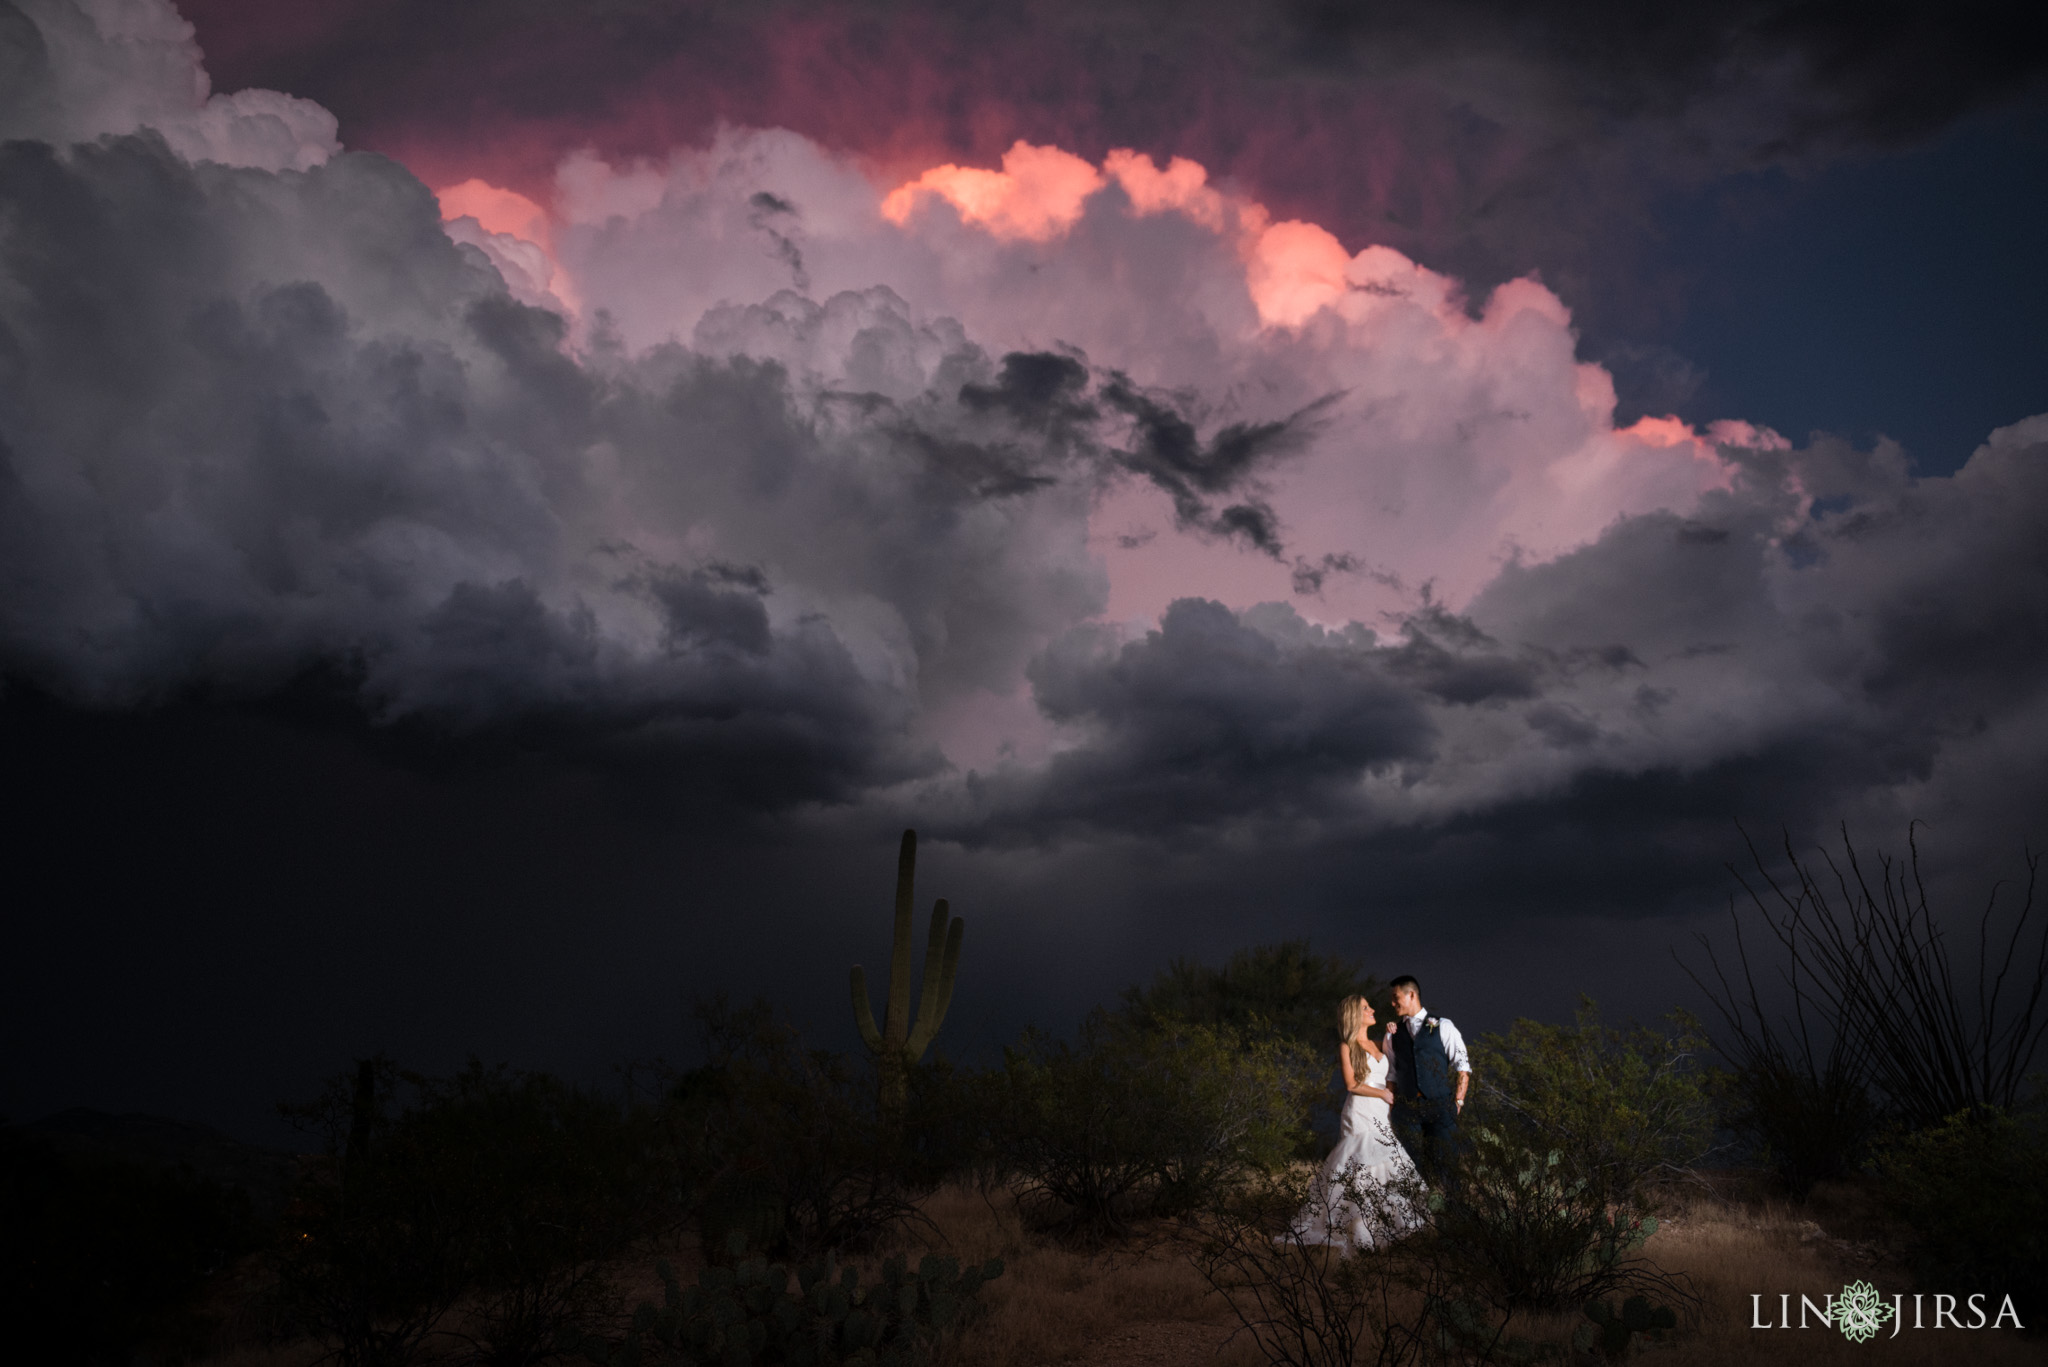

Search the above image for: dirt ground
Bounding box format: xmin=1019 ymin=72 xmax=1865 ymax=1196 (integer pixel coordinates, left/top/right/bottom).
xmin=198 ymin=1176 xmax=2044 ymax=1366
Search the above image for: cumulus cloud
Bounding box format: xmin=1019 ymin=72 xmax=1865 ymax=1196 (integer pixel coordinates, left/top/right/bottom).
xmin=954 ymin=418 xmax=2048 ymax=862
xmin=166 ymin=0 xmax=2048 ymax=336
xmin=4 ymin=0 xmax=2046 ymax=866
xmin=2 ymin=0 xmax=336 ymax=170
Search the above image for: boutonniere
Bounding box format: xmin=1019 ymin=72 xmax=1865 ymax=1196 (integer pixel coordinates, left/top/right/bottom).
xmin=1426 ymin=1020 xmax=1440 ymax=1033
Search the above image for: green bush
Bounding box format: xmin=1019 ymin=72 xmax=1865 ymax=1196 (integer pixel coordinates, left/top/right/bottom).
xmin=1873 ymin=1106 xmax=2048 ymax=1329
xmin=0 ymin=1128 xmax=258 ymax=1365
xmin=1425 ymin=1125 xmax=1669 ymax=1313
xmin=995 ymin=1012 xmax=1320 ymax=1239
xmin=1472 ymin=997 xmax=1720 ymax=1213
xmin=1118 ymin=940 xmax=1382 ymax=1062
xmin=564 ymin=1245 xmax=1002 ymax=1367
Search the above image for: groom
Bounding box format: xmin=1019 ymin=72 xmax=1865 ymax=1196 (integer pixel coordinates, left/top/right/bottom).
xmin=1383 ymin=975 xmax=1470 ymax=1181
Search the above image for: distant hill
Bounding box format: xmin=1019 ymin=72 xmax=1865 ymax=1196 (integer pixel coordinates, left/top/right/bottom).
xmin=13 ymin=1108 xmax=299 ymax=1225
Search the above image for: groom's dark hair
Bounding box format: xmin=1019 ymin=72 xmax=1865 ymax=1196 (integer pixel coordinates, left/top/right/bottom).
xmin=1389 ymin=975 xmax=1419 ymax=993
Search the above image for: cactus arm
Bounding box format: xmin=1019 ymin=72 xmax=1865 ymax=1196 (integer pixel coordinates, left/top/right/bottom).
xmin=907 ymin=913 xmax=963 ymax=1059
xmin=910 ymin=898 xmax=949 ymax=1042
xmin=883 ymin=830 xmax=917 ymax=1047
xmin=935 ymin=917 xmax=963 ymax=1027
xmin=850 ymin=967 xmax=884 ymax=1052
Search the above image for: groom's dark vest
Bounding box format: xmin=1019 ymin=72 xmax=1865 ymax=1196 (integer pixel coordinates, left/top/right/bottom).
xmin=1390 ymin=1014 xmax=1455 ymax=1101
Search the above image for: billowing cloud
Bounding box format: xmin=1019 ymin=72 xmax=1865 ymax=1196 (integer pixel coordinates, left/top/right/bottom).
xmin=165 ymin=0 xmax=2048 ymax=337
xmin=4 ymin=0 xmax=2046 ymax=866
xmin=7 ymin=1 xmax=2048 ymax=1149
xmin=2 ymin=0 xmax=335 ymax=170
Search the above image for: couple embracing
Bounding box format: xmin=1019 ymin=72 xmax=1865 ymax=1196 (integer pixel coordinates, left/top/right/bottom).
xmin=1287 ymin=975 xmax=1471 ymax=1252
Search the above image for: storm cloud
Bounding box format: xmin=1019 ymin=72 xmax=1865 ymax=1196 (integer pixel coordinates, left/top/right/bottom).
xmin=2 ymin=0 xmax=2045 ymax=1140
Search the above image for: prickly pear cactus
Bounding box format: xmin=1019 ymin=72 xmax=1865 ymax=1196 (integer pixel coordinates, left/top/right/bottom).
xmin=1575 ymin=1294 xmax=1678 ymax=1359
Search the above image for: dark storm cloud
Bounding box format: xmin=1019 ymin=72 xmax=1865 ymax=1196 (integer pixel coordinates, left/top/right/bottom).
xmin=958 ymin=351 xmax=1095 ymax=431
xmin=0 ymin=122 xmax=1131 ymax=805
xmin=1270 ymin=0 xmax=2045 ymax=148
xmin=1380 ymin=606 xmax=1542 ymax=706
xmin=997 ymin=597 xmax=1433 ymax=835
xmin=170 ymin=0 xmax=2048 ymax=352
xmin=1097 ymin=374 xmax=1335 ymax=557
xmin=9 ymin=0 xmax=2047 ymax=857
xmin=178 ymin=1 xmax=2048 ymax=171
xmin=934 ymin=418 xmax=2048 ymax=865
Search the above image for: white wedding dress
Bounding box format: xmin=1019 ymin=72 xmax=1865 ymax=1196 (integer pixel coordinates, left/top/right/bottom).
xmin=1284 ymin=1048 xmax=1427 ymax=1252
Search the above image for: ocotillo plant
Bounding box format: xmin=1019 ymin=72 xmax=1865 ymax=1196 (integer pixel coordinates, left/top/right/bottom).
xmin=851 ymin=829 xmax=963 ymax=1117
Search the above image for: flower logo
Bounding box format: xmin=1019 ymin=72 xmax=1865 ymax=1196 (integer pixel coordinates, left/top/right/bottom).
xmin=1834 ymin=1281 xmax=1894 ymax=1343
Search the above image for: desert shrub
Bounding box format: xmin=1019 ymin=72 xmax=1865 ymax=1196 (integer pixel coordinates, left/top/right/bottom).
xmin=1424 ymin=1125 xmax=1683 ymax=1314
xmin=1872 ymin=1106 xmax=2048 ymax=1329
xmin=275 ymin=1058 xmax=673 ymax=1367
xmin=1118 ymin=940 xmax=1384 ymax=1061
xmin=564 ymin=1245 xmax=1002 ymax=1367
xmin=994 ymin=1012 xmax=1320 ymax=1239
xmin=1574 ymin=1295 xmax=1680 ymax=1360
xmin=1688 ymin=826 xmax=2047 ymax=1180
xmin=1182 ymin=1166 xmax=1570 ymax=1367
xmin=1721 ymin=1050 xmax=1879 ymax=1194
xmin=669 ymin=998 xmax=944 ymax=1260
xmin=1179 ymin=1167 xmax=1430 ymax=1367
xmin=1471 ymin=997 xmax=1720 ymax=1212
xmin=418 ymin=1064 xmax=670 ymax=1365
xmin=0 ymin=1127 xmax=259 ymax=1365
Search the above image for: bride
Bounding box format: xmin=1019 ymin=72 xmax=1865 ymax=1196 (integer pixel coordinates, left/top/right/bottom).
xmin=1284 ymin=993 xmax=1427 ymax=1252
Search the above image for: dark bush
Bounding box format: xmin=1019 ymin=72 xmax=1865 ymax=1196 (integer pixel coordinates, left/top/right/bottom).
xmin=274 ymin=1058 xmax=673 ymax=1367
xmin=0 ymin=1127 xmax=258 ymax=1365
xmin=668 ymin=998 xmax=945 ymax=1260
xmin=1180 ymin=1170 xmax=1439 ymax=1367
xmin=1687 ymin=825 xmax=2046 ymax=1192
xmin=1182 ymin=1167 xmax=1566 ymax=1367
xmin=995 ymin=1012 xmax=1320 ymax=1239
xmin=1119 ymin=940 xmax=1382 ymax=1062
xmin=1721 ymin=1052 xmax=1879 ymax=1194
xmin=1872 ymin=1105 xmax=2048 ymax=1330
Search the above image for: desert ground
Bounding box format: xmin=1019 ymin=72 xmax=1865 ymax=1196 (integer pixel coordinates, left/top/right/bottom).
xmin=192 ymin=1172 xmax=2043 ymax=1367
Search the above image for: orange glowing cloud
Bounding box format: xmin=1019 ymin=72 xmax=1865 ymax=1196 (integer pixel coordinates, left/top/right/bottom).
xmin=1242 ymin=216 xmax=1353 ymax=329
xmin=437 ymin=178 xmax=553 ymax=248
xmin=881 ymin=141 xmax=1104 ymax=241
xmin=1620 ymin=415 xmax=1699 ymax=448
xmin=1102 ymin=149 xmax=1225 ymax=229
xmin=435 ymin=178 xmax=580 ymax=319
xmin=885 ymin=142 xmax=1382 ymax=329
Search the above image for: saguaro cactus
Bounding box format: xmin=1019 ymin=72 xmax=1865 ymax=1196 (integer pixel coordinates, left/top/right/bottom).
xmin=851 ymin=829 xmax=963 ymax=1116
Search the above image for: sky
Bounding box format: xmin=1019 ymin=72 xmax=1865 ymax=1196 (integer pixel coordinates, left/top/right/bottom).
xmin=3 ymin=0 xmax=2045 ymax=1144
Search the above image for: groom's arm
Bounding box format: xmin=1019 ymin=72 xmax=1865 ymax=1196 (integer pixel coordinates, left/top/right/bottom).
xmin=1441 ymin=1018 xmax=1472 ymax=1111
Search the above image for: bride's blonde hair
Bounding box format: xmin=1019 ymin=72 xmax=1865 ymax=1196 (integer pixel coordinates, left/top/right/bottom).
xmin=1338 ymin=994 xmax=1372 ymax=1071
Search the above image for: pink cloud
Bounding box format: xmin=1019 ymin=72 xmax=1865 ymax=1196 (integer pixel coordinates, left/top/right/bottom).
xmin=882 ymin=141 xmax=1105 ymax=241
xmin=399 ymin=131 xmax=1777 ymax=767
